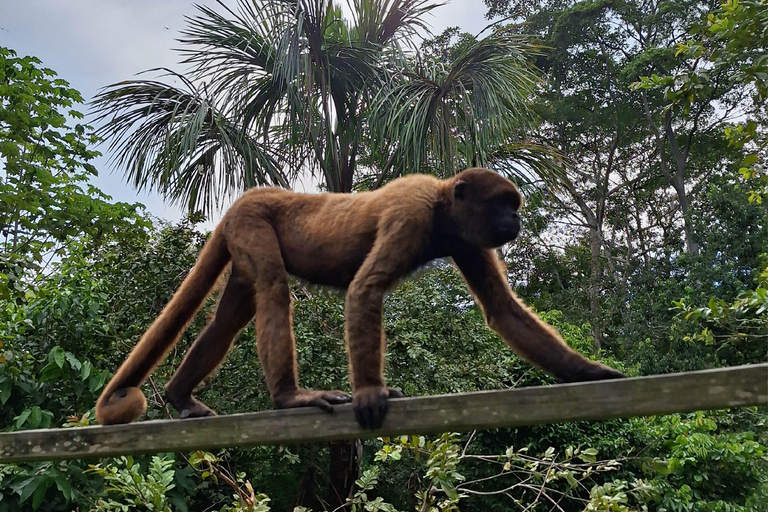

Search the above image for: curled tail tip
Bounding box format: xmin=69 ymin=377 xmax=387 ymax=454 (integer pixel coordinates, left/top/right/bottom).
xmin=95 ymin=387 xmax=147 ymax=425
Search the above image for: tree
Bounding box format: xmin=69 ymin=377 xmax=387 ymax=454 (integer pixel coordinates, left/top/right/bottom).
xmin=637 ymin=0 xmax=768 ymax=370
xmin=92 ymin=0 xmax=553 ymax=214
xmin=635 ymin=0 xmax=768 ymax=203
xmin=0 ymin=47 xmax=146 ymax=301
xmin=484 ymin=1 xmax=747 ymax=259
xmin=475 ymin=0 xmax=752 ymax=348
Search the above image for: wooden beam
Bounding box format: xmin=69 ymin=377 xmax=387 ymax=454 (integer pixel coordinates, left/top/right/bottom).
xmin=1 ymin=364 xmax=766 ymax=463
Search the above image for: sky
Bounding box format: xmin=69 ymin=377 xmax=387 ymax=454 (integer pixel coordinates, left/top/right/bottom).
xmin=0 ymin=0 xmax=494 ymax=224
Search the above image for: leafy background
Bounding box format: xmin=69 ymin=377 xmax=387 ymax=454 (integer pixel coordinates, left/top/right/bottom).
xmin=1 ymin=0 xmax=766 ymax=510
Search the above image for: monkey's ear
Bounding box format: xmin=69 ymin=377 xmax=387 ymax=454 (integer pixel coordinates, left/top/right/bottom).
xmin=453 ymin=180 xmax=467 ymax=201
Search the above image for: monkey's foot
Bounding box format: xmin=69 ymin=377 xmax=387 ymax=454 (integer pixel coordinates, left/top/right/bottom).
xmin=557 ymin=362 xmax=626 ymax=383
xmin=165 ymin=394 xmax=217 ymax=419
xmin=274 ymin=389 xmax=352 ymax=414
xmin=352 ymin=386 xmax=404 ymax=430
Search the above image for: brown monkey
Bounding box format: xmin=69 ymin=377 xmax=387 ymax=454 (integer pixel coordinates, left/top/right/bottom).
xmin=96 ymin=167 xmax=624 ymax=430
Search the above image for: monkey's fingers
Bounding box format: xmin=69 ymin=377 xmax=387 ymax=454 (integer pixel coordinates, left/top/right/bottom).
xmin=354 ymin=403 xmax=380 ymax=430
xmin=320 ymin=390 xmax=352 ymax=404
xmin=306 ymin=397 xmax=336 ymax=413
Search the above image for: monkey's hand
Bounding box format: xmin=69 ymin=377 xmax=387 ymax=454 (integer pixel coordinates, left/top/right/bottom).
xmin=353 ymin=387 xmax=404 ymax=430
xmin=275 ymin=389 xmax=352 ymax=413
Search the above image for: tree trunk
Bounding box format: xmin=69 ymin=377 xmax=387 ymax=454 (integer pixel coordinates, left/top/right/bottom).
xmin=327 ymin=440 xmax=359 ymax=507
xmin=664 ymin=109 xmax=699 ymax=256
xmin=670 ymin=172 xmax=699 ymax=256
xmin=588 ymin=226 xmax=603 ymax=352
xmin=643 ymin=93 xmax=700 ymax=257
xmin=562 ymin=178 xmax=606 ymax=352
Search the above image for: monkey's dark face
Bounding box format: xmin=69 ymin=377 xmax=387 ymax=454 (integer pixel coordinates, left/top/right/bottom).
xmin=450 ymin=168 xmax=522 ymax=248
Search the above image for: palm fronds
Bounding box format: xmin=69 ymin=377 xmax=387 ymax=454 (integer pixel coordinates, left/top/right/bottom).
xmin=92 ymin=73 xmax=284 ymax=215
xmin=370 ymin=27 xmax=545 ymax=179
xmin=92 ymin=0 xmax=560 ymax=207
xmin=349 ymin=0 xmax=442 ymax=45
xmin=490 ymin=141 xmax=569 ymax=191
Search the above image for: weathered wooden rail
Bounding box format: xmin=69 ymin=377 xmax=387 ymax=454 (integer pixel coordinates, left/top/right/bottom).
xmin=1 ymin=364 xmax=766 ymax=463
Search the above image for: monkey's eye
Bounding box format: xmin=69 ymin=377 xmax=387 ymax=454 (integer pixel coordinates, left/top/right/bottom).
xmin=496 ymin=192 xmax=520 ymax=211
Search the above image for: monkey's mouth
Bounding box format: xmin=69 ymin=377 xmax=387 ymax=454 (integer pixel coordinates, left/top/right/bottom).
xmin=496 ymin=219 xmax=520 ymax=244
xmin=488 ymin=228 xmax=519 ymax=247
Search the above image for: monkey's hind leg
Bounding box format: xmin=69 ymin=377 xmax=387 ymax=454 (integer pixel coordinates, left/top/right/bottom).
xmin=238 ymin=225 xmax=351 ymax=413
xmin=164 ymin=268 xmax=256 ymax=419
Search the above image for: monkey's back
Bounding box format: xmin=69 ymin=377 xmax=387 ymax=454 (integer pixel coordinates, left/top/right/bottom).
xmin=223 ymin=174 xmax=443 ymax=287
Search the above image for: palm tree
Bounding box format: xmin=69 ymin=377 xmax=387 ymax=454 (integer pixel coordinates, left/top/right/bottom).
xmin=92 ymin=1 xmax=562 ymax=504
xmin=93 ymin=0 xmax=558 ymax=216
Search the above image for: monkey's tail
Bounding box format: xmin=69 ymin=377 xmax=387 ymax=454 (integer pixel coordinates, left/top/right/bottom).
xmin=95 ymin=225 xmax=231 ymax=425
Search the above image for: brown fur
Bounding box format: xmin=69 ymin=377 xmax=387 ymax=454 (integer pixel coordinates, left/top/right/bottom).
xmin=96 ymin=168 xmax=624 ymax=429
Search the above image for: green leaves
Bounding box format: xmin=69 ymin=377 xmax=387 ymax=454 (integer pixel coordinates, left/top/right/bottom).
xmin=630 ymin=412 xmax=767 ymax=511
xmin=0 ymin=46 xmax=148 ymax=297
xmin=369 ymin=26 xmax=543 ymax=178
xmin=675 ymin=257 xmax=768 ymax=359
xmin=634 ymin=0 xmax=768 ymax=105
xmin=93 ymin=0 xmax=552 ymax=200
xmin=634 ymin=0 xmax=768 ymax=204
xmin=92 ymin=76 xmax=285 ymax=216
xmin=86 ymin=456 xmax=177 ymax=512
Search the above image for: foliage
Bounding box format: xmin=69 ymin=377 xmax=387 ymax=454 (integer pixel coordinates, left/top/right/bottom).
xmin=634 ymin=0 xmax=767 ymax=114
xmin=340 ymin=432 xmax=637 ymax=512
xmin=634 ymin=0 xmax=768 ymax=204
xmin=92 ymin=0 xmax=556 ymax=212
xmin=86 ymin=454 xmax=273 ymax=512
xmin=347 ymin=467 xmax=400 ymax=512
xmin=3 ymin=4 xmax=768 ymax=510
xmin=630 ymin=0 xmax=768 ymax=373
xmin=629 ymin=412 xmax=768 ymax=512
xmin=674 ymin=258 xmax=767 ymax=364
xmin=366 ymin=26 xmax=555 ymax=181
xmin=87 ymin=456 xmax=176 ymax=512
xmin=0 ymin=46 xmax=147 ymax=300
xmin=480 ymin=0 xmax=746 ymax=351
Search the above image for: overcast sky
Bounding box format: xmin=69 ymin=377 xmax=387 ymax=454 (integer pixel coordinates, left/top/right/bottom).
xmin=0 ymin=0 xmax=493 ymax=224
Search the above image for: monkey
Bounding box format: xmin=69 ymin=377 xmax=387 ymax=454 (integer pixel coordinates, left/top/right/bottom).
xmin=95 ymin=167 xmax=624 ymax=430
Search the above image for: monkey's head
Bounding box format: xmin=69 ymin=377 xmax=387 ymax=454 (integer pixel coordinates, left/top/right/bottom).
xmin=448 ymin=168 xmax=523 ymax=248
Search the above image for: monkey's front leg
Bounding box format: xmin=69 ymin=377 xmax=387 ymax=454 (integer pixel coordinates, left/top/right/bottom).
xmin=453 ymin=246 xmax=625 ymax=382
xmin=345 ymin=223 xmax=426 ymax=429
xmin=345 ymin=280 xmax=405 ymax=429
